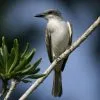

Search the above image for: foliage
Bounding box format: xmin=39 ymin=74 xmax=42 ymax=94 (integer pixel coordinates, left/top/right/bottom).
xmin=0 ymin=36 xmax=44 ymax=84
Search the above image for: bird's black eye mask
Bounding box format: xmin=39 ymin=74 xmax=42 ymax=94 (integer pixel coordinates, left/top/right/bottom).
xmin=48 ymin=11 xmax=53 ymax=14
xmin=47 ymin=10 xmax=61 ymax=16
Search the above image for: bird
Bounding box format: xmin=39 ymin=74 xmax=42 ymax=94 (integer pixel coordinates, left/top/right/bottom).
xmin=34 ymin=9 xmax=73 ymax=97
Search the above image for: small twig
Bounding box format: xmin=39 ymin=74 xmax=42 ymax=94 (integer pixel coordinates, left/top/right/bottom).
xmin=19 ymin=17 xmax=100 ymax=100
xmin=0 ymin=79 xmax=8 ymax=97
xmin=4 ymin=79 xmax=18 ymax=100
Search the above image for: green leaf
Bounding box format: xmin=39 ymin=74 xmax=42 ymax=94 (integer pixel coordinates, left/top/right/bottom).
xmin=12 ymin=58 xmax=27 ymax=72
xmin=20 ymin=58 xmax=42 ymax=75
xmin=13 ymin=49 xmax=36 ymax=72
xmin=22 ymin=79 xmax=32 ymax=83
xmin=21 ymin=43 xmax=36 ymax=60
xmin=14 ymin=64 xmax=31 ymax=75
xmin=7 ymin=49 xmax=15 ymax=69
xmin=31 ymin=58 xmax=42 ymax=70
xmin=2 ymin=37 xmax=8 ymax=73
xmin=0 ymin=51 xmax=4 ymax=69
xmin=30 ymin=68 xmax=40 ymax=74
xmin=21 ymin=43 xmax=29 ymax=58
xmin=26 ymin=74 xmax=45 ymax=79
xmin=24 ymin=48 xmax=36 ymax=62
xmin=2 ymin=36 xmax=6 ymax=46
xmin=8 ymin=39 xmax=20 ymax=73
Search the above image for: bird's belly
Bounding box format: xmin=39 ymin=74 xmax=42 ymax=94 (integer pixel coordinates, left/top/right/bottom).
xmin=51 ymin=31 xmax=69 ymax=57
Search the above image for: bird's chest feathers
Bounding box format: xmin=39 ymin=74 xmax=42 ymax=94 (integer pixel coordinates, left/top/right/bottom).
xmin=47 ymin=19 xmax=62 ymax=33
xmin=47 ymin=19 xmax=67 ymax=42
xmin=47 ymin=19 xmax=69 ymax=55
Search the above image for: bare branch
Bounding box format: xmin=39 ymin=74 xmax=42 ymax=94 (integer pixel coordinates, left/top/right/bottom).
xmin=4 ymin=79 xmax=18 ymax=100
xmin=19 ymin=16 xmax=100 ymax=100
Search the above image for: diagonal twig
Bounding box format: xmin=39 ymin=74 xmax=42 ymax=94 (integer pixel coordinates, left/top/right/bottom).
xmin=4 ymin=79 xmax=18 ymax=100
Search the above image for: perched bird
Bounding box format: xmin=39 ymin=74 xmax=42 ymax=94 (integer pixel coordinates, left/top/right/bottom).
xmin=35 ymin=9 xmax=73 ymax=97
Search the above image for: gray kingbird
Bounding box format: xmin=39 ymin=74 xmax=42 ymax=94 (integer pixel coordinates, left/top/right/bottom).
xmin=35 ymin=9 xmax=73 ymax=97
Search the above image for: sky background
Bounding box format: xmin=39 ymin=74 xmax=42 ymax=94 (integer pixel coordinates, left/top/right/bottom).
xmin=0 ymin=0 xmax=100 ymax=100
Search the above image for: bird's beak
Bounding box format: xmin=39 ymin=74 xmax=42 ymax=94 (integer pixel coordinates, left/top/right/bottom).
xmin=34 ymin=13 xmax=45 ymax=17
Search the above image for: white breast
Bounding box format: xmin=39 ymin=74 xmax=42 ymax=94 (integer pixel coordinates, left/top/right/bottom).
xmin=47 ymin=19 xmax=70 ymax=57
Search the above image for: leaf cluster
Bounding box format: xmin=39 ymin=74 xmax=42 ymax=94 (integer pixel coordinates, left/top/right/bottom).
xmin=0 ymin=36 xmax=44 ymax=83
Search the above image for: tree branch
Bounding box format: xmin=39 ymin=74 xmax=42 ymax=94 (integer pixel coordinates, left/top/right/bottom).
xmin=19 ymin=16 xmax=100 ymax=100
xmin=4 ymin=79 xmax=18 ymax=100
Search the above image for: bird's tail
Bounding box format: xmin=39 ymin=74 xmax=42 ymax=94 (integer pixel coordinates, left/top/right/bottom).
xmin=52 ymin=70 xmax=62 ymax=97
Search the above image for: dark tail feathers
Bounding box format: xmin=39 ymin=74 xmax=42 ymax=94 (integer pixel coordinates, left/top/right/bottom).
xmin=52 ymin=70 xmax=62 ymax=97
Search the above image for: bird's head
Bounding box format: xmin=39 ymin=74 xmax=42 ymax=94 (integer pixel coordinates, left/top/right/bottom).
xmin=34 ymin=9 xmax=62 ymax=20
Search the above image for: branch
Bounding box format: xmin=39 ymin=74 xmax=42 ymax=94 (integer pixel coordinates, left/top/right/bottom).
xmin=0 ymin=79 xmax=8 ymax=97
xmin=4 ymin=79 xmax=18 ymax=100
xmin=19 ymin=16 xmax=100 ymax=100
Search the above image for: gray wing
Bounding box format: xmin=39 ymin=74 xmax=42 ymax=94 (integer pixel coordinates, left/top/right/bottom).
xmin=67 ymin=21 xmax=73 ymax=45
xmin=61 ymin=21 xmax=73 ymax=71
xmin=45 ymin=28 xmax=53 ymax=63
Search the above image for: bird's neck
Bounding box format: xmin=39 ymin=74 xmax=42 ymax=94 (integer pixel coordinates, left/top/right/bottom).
xmin=47 ymin=17 xmax=64 ymax=31
xmin=48 ymin=16 xmax=63 ymax=22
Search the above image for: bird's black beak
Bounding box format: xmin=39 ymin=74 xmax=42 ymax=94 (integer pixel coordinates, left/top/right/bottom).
xmin=34 ymin=13 xmax=45 ymax=17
